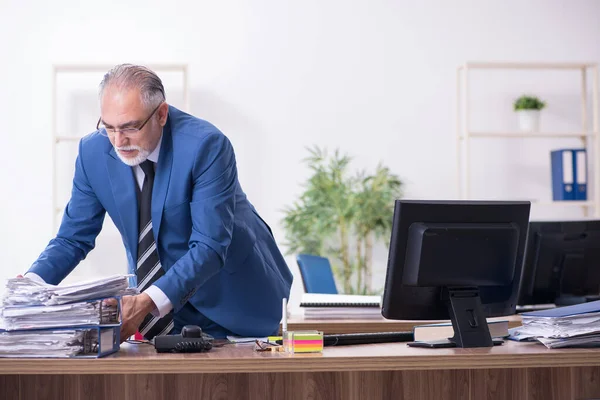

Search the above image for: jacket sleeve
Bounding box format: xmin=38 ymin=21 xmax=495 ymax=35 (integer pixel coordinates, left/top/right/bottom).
xmin=27 ymin=139 xmax=106 ymax=285
xmin=152 ymin=132 xmax=237 ymax=312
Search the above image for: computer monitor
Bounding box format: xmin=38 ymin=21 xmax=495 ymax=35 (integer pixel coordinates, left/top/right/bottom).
xmin=381 ymin=200 xmax=530 ymax=348
xmin=517 ymin=219 xmax=600 ymax=308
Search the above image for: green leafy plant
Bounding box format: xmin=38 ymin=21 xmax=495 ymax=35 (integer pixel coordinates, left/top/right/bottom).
xmin=281 ymin=146 xmax=403 ymax=294
xmin=513 ymin=95 xmax=546 ymax=111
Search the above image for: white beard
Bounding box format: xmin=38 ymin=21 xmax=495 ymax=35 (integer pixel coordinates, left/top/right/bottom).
xmin=114 ymin=145 xmax=150 ymax=166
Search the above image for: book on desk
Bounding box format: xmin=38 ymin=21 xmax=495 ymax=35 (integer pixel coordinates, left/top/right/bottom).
xmin=299 ymin=293 xmax=382 ymax=319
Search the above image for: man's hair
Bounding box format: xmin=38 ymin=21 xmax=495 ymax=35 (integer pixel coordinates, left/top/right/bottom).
xmin=99 ymin=64 xmax=166 ymax=109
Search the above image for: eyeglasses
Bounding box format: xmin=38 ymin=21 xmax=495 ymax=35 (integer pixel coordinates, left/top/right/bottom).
xmin=253 ymin=340 xmax=283 ymax=352
xmin=97 ymin=103 xmax=163 ymax=138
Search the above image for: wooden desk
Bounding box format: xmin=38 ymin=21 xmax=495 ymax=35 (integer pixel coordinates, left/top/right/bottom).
xmin=284 ymin=314 xmax=523 ymax=334
xmin=1 ymin=339 xmax=599 ymax=400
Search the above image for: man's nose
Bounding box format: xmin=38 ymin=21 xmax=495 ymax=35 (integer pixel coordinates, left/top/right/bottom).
xmin=113 ymin=131 xmax=128 ymax=147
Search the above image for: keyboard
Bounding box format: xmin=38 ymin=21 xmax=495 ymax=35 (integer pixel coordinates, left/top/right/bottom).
xmin=323 ymin=331 xmax=414 ymax=346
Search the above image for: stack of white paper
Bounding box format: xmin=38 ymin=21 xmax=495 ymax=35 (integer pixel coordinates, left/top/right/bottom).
xmin=0 ymin=330 xmax=86 ymax=357
xmin=510 ymin=300 xmax=600 ymax=348
xmin=1 ymin=278 xmax=53 ymax=306
xmin=2 ymin=275 xmax=137 ymax=306
xmin=1 ymin=301 xmax=118 ymax=331
xmin=0 ymin=275 xmax=135 ymax=357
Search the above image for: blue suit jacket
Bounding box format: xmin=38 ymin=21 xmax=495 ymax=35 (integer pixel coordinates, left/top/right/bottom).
xmin=29 ymin=106 xmax=293 ymax=337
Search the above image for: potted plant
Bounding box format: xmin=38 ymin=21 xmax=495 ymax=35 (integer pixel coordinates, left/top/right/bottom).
xmin=514 ymin=95 xmax=546 ymax=132
xmin=281 ymin=146 xmax=403 ymax=294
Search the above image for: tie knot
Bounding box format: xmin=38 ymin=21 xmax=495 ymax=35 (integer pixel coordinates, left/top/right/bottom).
xmin=140 ymin=160 xmax=154 ymax=177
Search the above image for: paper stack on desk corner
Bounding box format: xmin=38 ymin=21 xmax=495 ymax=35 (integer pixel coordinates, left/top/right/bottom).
xmin=0 ymin=275 xmax=137 ymax=358
xmin=509 ymin=300 xmax=600 ymax=348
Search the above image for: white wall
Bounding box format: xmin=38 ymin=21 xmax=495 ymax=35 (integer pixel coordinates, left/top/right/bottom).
xmin=1 ymin=0 xmax=599 ymax=305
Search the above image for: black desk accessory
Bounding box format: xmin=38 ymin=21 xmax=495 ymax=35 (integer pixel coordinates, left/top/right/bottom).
xmin=407 ymin=337 xmax=504 ymax=348
xmin=324 ymin=331 xmax=414 ymax=346
xmin=154 ymin=325 xmax=214 ymax=353
xmin=276 ymin=331 xmax=414 ymax=346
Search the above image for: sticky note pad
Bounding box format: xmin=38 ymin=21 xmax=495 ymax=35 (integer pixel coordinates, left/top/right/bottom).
xmin=283 ymin=330 xmax=323 ymax=353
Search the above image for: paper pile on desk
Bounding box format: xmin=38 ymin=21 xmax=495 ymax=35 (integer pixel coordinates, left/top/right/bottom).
xmin=0 ymin=329 xmax=89 ymax=358
xmin=2 ymin=275 xmax=137 ymax=306
xmin=509 ymin=300 xmax=600 ymax=348
xmin=0 ymin=275 xmax=135 ymax=357
xmin=1 ymin=300 xmax=118 ymax=331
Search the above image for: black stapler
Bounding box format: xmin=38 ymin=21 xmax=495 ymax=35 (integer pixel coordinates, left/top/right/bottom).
xmin=153 ymin=325 xmax=214 ymax=353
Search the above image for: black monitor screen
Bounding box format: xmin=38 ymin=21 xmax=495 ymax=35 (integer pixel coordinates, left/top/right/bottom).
xmin=518 ymin=220 xmax=600 ymax=307
xmin=381 ymin=200 xmax=530 ymax=348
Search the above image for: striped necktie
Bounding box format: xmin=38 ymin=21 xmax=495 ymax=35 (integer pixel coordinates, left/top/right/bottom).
xmin=136 ymin=160 xmax=174 ymax=340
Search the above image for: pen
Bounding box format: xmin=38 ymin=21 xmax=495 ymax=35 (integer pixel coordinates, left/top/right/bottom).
xmin=282 ymin=297 xmax=287 ymax=333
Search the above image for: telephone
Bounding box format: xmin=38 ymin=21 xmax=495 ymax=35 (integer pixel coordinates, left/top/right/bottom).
xmin=153 ymin=325 xmax=214 ymax=353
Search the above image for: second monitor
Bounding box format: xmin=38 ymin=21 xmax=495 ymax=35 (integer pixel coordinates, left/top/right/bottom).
xmin=518 ymin=219 xmax=600 ymax=308
xmin=381 ymin=200 xmax=531 ymax=348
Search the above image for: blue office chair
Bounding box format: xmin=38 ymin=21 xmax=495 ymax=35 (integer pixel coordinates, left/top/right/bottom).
xmin=296 ymin=254 xmax=338 ymax=294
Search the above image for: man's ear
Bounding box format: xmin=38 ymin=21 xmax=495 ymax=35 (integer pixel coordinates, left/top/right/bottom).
xmin=158 ymin=102 xmax=169 ymax=127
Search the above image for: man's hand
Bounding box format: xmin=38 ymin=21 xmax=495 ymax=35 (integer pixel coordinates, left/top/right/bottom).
xmin=106 ymin=294 xmax=156 ymax=342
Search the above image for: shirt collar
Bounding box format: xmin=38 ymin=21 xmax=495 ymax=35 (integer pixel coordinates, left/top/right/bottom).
xmin=146 ymin=132 xmax=163 ymax=164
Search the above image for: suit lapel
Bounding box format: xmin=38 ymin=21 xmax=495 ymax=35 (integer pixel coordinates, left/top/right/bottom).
xmin=152 ymin=117 xmax=173 ymax=241
xmin=106 ymin=148 xmax=139 ymax=262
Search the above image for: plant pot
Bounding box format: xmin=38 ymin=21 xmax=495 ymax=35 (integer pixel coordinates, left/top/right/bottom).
xmin=516 ymin=109 xmax=541 ymax=132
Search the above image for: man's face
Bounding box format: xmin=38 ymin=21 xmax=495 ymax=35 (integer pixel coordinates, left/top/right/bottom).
xmin=100 ymin=86 xmax=167 ymax=166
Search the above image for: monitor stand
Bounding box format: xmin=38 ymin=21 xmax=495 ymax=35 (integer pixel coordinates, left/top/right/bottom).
xmin=408 ymin=287 xmax=503 ymax=349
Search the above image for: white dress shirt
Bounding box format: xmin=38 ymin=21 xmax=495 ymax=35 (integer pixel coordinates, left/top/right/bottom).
xmin=26 ymin=136 xmax=173 ymax=318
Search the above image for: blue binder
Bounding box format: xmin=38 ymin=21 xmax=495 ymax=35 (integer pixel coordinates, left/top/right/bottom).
xmin=550 ymin=149 xmax=575 ymax=201
xmin=573 ymin=149 xmax=588 ymax=200
xmin=521 ymin=299 xmax=600 ymax=318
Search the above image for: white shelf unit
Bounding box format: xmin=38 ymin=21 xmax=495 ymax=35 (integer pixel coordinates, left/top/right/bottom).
xmin=456 ymin=61 xmax=600 ymax=217
xmin=51 ymin=63 xmax=190 ymax=226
